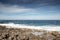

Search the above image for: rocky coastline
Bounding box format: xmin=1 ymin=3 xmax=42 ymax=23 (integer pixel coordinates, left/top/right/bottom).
xmin=0 ymin=26 xmax=60 ymax=40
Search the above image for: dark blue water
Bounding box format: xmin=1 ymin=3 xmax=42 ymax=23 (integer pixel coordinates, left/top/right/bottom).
xmin=0 ymin=20 xmax=60 ymax=26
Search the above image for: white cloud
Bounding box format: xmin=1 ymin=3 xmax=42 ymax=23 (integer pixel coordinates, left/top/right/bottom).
xmin=0 ymin=3 xmax=35 ymax=13
xmin=0 ymin=2 xmax=60 ymax=20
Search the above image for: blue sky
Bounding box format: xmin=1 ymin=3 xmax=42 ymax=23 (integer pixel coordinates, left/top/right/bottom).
xmin=0 ymin=0 xmax=60 ymax=20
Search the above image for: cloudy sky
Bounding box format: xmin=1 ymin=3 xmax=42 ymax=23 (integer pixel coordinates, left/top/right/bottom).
xmin=0 ymin=0 xmax=60 ymax=20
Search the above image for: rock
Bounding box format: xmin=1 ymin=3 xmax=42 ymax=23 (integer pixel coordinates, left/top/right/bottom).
xmin=43 ymin=34 xmax=56 ymax=40
xmin=0 ymin=26 xmax=60 ymax=40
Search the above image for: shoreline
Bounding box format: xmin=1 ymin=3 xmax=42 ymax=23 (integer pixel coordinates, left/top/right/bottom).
xmin=0 ymin=23 xmax=60 ymax=31
xmin=0 ymin=25 xmax=60 ymax=40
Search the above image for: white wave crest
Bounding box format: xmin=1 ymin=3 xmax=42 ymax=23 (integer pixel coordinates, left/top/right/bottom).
xmin=0 ymin=23 xmax=60 ymax=31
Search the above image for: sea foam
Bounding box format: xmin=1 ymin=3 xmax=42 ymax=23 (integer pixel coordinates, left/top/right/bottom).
xmin=0 ymin=23 xmax=60 ymax=31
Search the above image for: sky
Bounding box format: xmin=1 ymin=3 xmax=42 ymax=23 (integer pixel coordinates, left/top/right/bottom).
xmin=0 ymin=0 xmax=60 ymax=20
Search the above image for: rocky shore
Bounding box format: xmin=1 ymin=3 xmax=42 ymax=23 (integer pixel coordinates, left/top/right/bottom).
xmin=0 ymin=26 xmax=60 ymax=40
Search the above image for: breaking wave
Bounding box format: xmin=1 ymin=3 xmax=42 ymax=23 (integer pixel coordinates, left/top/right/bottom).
xmin=0 ymin=22 xmax=60 ymax=31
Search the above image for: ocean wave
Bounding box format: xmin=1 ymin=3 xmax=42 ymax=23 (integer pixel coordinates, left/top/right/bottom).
xmin=0 ymin=23 xmax=60 ymax=31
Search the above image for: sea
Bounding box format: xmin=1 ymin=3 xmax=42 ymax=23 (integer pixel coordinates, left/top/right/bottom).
xmin=0 ymin=20 xmax=60 ymax=31
xmin=0 ymin=20 xmax=60 ymax=26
